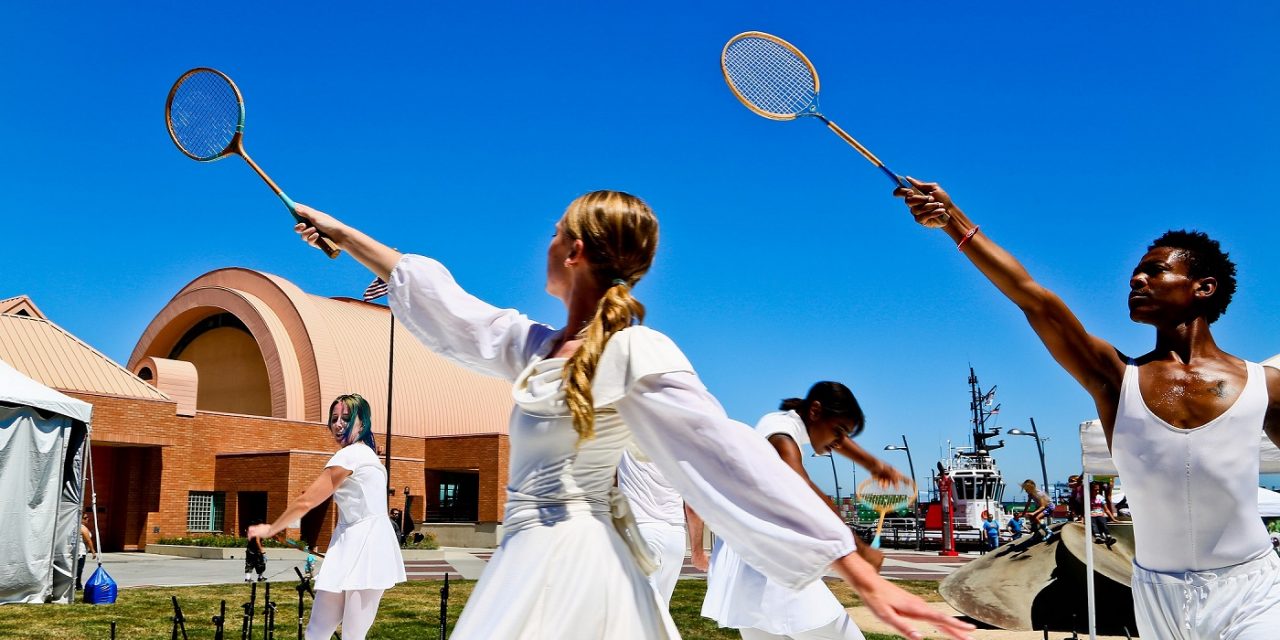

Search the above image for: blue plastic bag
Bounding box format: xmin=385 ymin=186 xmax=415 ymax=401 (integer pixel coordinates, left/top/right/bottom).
xmin=83 ymin=564 xmax=117 ymax=604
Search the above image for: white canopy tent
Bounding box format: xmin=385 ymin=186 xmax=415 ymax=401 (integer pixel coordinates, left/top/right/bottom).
xmin=0 ymin=358 xmax=92 ymax=604
xmin=1077 ymin=418 xmax=1280 ymax=639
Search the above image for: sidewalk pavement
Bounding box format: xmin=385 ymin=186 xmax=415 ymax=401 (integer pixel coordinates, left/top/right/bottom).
xmin=99 ymin=548 xmax=494 ymax=588
xmin=847 ymin=602 xmax=1130 ymax=640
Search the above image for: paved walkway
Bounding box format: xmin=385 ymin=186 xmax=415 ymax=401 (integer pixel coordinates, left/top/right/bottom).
xmin=847 ymin=602 xmax=1130 ymax=639
xmin=105 ymin=547 xmax=976 ymax=588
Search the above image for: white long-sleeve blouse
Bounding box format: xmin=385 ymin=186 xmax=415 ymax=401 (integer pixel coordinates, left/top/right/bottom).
xmin=388 ymin=254 xmax=853 ymax=589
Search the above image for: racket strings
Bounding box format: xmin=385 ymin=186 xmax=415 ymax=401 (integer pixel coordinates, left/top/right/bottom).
xmin=169 ymin=71 xmax=240 ymax=160
xmin=860 ymin=494 xmax=914 ymax=510
xmin=723 ymin=37 xmax=817 ymax=117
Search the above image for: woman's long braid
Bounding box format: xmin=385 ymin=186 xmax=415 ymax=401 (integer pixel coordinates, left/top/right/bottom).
xmin=560 ymin=191 xmax=658 ymax=442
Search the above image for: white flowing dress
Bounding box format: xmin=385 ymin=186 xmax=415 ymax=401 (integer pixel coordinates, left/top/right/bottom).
xmin=702 ymin=411 xmax=849 ymax=635
xmin=387 ymin=255 xmax=854 ymax=639
xmin=312 ymin=443 xmax=407 ymax=593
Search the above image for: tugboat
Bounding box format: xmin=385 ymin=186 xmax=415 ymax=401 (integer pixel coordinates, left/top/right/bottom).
xmin=921 ymin=367 xmax=1013 ymax=546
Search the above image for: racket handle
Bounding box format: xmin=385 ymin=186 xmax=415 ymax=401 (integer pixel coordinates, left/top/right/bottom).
xmin=280 ymin=194 xmax=341 ymax=259
xmin=871 ymin=535 xmax=882 ymax=549
xmin=821 ymin=117 xmax=952 ymax=228
xmin=886 ymin=170 xmax=950 ymax=228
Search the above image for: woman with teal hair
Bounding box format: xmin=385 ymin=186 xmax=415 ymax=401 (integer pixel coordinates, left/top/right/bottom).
xmin=248 ymin=394 xmax=405 ymax=639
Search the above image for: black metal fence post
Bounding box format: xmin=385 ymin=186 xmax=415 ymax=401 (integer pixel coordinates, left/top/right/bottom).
xmin=212 ymin=599 xmax=226 ymax=640
xmin=438 ymin=573 xmax=450 ymax=640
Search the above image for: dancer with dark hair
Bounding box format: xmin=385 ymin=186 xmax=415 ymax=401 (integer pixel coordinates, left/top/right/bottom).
xmin=248 ymin=394 xmax=405 ymax=640
xmin=896 ymin=178 xmax=1280 ymax=638
xmin=695 ymin=382 xmax=910 ymax=640
xmin=292 ymin=195 xmax=973 ymax=640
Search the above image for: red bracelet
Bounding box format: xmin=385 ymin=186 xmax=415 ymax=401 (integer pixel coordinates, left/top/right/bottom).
xmin=957 ymin=225 xmax=980 ymax=251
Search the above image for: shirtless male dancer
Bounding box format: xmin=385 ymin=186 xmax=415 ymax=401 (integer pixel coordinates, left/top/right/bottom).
xmin=895 ymin=178 xmax=1280 ymax=638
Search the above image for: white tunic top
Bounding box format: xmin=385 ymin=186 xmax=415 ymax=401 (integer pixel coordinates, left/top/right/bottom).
xmin=702 ymin=410 xmax=847 ymax=634
xmin=1111 ymin=360 xmax=1274 ymax=572
xmin=618 ymin=446 xmax=685 ymax=527
xmin=313 ymin=443 xmax=407 ymax=592
xmin=388 ymin=255 xmax=854 ymax=639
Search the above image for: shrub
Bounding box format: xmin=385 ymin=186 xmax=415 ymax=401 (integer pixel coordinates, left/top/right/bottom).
xmin=157 ymin=534 xmax=291 ymax=549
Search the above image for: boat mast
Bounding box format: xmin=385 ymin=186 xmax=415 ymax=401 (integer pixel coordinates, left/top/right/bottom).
xmin=966 ymin=366 xmax=1004 ymax=458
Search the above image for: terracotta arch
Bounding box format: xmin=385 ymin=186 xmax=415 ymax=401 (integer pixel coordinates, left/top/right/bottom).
xmin=129 ymin=283 xmax=309 ymax=420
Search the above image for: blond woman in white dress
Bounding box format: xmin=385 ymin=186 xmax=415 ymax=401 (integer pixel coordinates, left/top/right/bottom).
xmin=293 ymin=191 xmax=973 ymax=640
xmin=248 ymin=394 xmax=406 ymax=639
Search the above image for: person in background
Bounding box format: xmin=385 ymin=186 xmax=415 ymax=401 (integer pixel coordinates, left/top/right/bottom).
xmin=76 ymin=511 xmax=97 ymax=591
xmin=1007 ymin=510 xmax=1025 ymax=541
xmin=1067 ymin=475 xmax=1084 ymax=522
xmin=1090 ymin=481 xmax=1118 ymax=548
xmin=1020 ymin=480 xmax=1054 ymax=542
xmin=244 ymin=526 xmax=267 ymax=582
xmin=388 ymin=508 xmax=405 ymax=545
xmin=982 ymin=512 xmax=1000 ymax=552
xmin=248 ymin=394 xmax=406 ymax=640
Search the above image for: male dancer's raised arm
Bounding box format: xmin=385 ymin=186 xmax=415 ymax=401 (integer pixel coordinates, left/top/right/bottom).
xmin=894 ymin=178 xmax=1127 ymax=432
xmin=896 ymin=177 xmax=1280 ymax=639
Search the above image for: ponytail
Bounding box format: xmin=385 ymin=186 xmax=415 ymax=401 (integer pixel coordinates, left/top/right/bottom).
xmin=563 ymin=282 xmax=645 ymax=441
xmin=779 ymin=397 xmax=805 ymax=412
xmin=556 ymin=190 xmax=659 ymax=443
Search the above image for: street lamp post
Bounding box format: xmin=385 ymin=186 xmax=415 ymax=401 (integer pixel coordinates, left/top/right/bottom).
xmin=1009 ymin=418 xmax=1049 ymax=493
xmin=884 ymin=435 xmax=920 ymax=550
xmin=827 ymin=453 xmax=843 ymax=520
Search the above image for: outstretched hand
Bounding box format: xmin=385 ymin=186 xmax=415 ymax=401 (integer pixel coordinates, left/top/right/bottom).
xmin=893 ymin=177 xmax=956 ymax=229
xmin=245 ymin=524 xmax=273 ymax=542
xmin=871 ymin=463 xmax=912 ymax=490
xmin=833 ymin=553 xmax=975 ymax=640
xmin=292 ymin=203 xmax=348 ymax=252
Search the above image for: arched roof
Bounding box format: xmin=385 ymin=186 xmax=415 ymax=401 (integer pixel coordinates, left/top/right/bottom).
xmin=128 ymin=268 xmax=513 ymax=436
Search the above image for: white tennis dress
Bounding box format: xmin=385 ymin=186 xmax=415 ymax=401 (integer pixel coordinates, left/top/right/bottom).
xmin=387 ymin=255 xmax=854 ymax=640
xmin=702 ymin=411 xmax=857 ymax=638
xmin=312 ymin=443 xmax=407 ymax=593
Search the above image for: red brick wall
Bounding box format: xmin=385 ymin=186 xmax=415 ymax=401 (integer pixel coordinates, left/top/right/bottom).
xmin=71 ymin=391 xmax=508 ymax=550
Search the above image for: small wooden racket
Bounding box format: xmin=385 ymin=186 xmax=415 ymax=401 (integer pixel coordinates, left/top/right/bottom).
xmin=165 ymin=67 xmax=341 ymax=258
xmin=857 ymin=477 xmax=918 ymax=549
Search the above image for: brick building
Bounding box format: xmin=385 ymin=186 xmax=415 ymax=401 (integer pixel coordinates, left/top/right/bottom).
xmin=0 ymin=268 xmax=514 ymax=552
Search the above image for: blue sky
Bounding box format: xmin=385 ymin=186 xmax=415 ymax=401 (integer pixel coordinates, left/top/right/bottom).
xmin=3 ymin=2 xmax=1279 ymax=498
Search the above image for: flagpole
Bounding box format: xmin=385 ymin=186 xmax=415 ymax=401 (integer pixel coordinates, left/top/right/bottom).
xmin=385 ymin=309 xmax=395 ymax=499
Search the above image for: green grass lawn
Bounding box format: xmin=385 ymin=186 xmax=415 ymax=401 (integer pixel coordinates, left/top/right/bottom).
xmin=0 ymin=579 xmax=940 ymax=639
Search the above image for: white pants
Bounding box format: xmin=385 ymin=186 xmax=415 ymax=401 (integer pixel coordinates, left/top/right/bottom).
xmin=737 ymin=614 xmax=865 ymax=640
xmin=306 ymin=589 xmax=385 ymax=640
xmin=1132 ymin=552 xmax=1280 ymax=640
xmin=637 ymin=521 xmax=687 ymax=606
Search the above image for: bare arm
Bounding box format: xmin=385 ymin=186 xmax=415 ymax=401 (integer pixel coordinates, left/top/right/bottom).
xmin=768 ymin=434 xmax=839 ymax=515
xmin=685 ymin=503 xmax=709 ymax=572
xmin=293 ymin=204 xmax=402 ymax=281
xmin=1265 ymin=367 xmax=1280 ymax=450
xmin=895 ymin=179 xmax=1126 ymax=422
xmin=833 ymin=437 xmax=909 ymax=487
xmin=248 ymin=466 xmax=351 ymax=540
xmin=80 ymin=525 xmax=96 ymax=556
xmin=770 ymin=434 xmax=886 ymax=572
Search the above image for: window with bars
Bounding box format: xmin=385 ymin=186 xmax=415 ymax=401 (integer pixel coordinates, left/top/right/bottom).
xmin=187 ymin=491 xmax=225 ymax=532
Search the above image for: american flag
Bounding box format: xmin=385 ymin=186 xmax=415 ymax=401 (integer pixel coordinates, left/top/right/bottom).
xmin=362 ymin=277 xmax=389 ymax=302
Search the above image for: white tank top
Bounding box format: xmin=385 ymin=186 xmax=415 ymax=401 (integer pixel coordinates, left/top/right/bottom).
xmin=1111 ymin=360 xmax=1273 ymax=572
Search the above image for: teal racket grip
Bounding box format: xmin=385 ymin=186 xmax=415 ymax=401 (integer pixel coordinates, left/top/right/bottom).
xmin=280 ymin=192 xmax=341 ymax=259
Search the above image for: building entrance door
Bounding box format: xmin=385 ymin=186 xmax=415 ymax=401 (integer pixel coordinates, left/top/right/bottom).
xmin=237 ymin=492 xmax=267 ymax=535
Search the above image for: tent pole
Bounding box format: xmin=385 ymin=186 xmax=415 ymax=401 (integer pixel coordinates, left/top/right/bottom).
xmin=1084 ymin=470 xmax=1096 ymax=640
xmin=87 ymin=434 xmax=102 ymax=566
